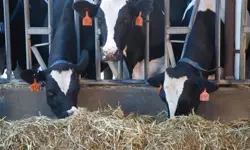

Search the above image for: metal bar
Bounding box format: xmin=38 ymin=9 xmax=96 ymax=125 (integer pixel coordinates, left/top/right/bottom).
xmin=235 ymin=0 xmax=242 ymax=79
xmin=48 ymin=0 xmax=53 ymax=53
xmin=24 ymin=0 xmax=32 ymax=69
xmin=118 ymin=59 xmax=124 ymax=79
xmin=27 ymin=27 xmax=51 ymax=35
xmin=31 ymin=46 xmax=47 ymax=69
xmin=239 ymin=0 xmax=247 ymax=80
xmin=215 ymin=0 xmax=221 ymax=81
xmin=166 ymin=27 xmax=191 ymax=34
xmin=95 ymin=0 xmax=101 ymax=80
xmin=164 ymin=0 xmax=170 ymax=68
xmin=144 ymin=14 xmax=150 ymax=80
xmin=74 ymin=0 xmax=80 ymax=61
xmin=224 ymin=0 xmax=235 ymax=80
xmin=180 ymin=0 xmax=200 ymax=58
xmin=3 ymin=0 xmax=12 ymax=81
xmin=166 ymin=40 xmax=176 ymax=67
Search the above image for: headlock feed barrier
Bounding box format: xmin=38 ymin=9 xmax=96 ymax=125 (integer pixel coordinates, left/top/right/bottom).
xmin=1 ymin=0 xmax=250 ymax=85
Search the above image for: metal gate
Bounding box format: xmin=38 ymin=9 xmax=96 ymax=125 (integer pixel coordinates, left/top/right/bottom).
xmin=1 ymin=0 xmax=250 ymax=85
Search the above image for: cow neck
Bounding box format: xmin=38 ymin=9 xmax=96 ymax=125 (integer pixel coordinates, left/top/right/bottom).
xmin=0 ymin=0 xmax=22 ymax=34
xmin=180 ymin=10 xmax=217 ymax=76
xmin=48 ymin=0 xmax=78 ymax=67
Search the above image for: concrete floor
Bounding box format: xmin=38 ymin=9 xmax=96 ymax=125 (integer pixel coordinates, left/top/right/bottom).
xmin=0 ymin=85 xmax=249 ymax=122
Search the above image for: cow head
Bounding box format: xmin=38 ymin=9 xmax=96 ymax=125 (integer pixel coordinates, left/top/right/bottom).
xmin=147 ymin=67 xmax=219 ymax=118
xmin=20 ymin=50 xmax=89 ymax=119
xmin=114 ymin=0 xmax=154 ymax=51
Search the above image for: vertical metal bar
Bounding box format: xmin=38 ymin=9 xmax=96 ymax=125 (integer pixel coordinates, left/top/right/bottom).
xmin=3 ymin=0 xmax=12 ymax=80
xmin=235 ymin=0 xmax=242 ymax=79
xmin=164 ymin=0 xmax=170 ymax=68
xmin=95 ymin=0 xmax=101 ymax=80
xmin=144 ymin=14 xmax=150 ymax=80
xmin=215 ymin=0 xmax=221 ymax=81
xmin=48 ymin=0 xmax=53 ymax=54
xmin=180 ymin=0 xmax=200 ymax=59
xmin=240 ymin=0 xmax=247 ymax=80
xmin=24 ymin=0 xmax=32 ymax=69
xmin=224 ymin=0 xmax=235 ymax=80
xmin=74 ymin=0 xmax=80 ymax=60
xmin=118 ymin=59 xmax=123 ymax=79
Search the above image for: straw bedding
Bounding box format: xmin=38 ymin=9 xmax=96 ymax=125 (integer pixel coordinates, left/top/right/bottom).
xmin=0 ymin=107 xmax=249 ymax=150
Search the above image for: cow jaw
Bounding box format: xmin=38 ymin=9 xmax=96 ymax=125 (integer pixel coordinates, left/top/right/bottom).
xmin=50 ymin=69 xmax=73 ymax=95
xmin=164 ymin=72 xmax=187 ymax=118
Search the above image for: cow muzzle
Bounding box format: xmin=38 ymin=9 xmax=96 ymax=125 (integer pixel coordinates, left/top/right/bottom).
xmin=66 ymin=106 xmax=79 ymax=116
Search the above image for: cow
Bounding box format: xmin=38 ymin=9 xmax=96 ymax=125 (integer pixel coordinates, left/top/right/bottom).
xmin=147 ymin=0 xmax=250 ymax=118
xmin=112 ymin=0 xmax=189 ymax=79
xmin=19 ymin=0 xmax=109 ymax=118
xmin=0 ymin=0 xmax=48 ymax=79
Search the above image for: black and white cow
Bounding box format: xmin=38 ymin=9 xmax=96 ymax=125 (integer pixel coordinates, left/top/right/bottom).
xmin=147 ymin=0 xmax=250 ymax=118
xmin=113 ymin=0 xmax=189 ymax=79
xmin=0 ymin=0 xmax=48 ymax=78
xmin=20 ymin=0 xmax=109 ymax=118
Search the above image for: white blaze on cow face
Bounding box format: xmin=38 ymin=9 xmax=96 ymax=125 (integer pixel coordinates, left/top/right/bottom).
xmin=132 ymin=56 xmax=166 ymax=80
xmin=164 ymin=72 xmax=188 ymax=118
xmin=100 ymin=0 xmax=126 ymax=54
xmin=50 ymin=69 xmax=73 ymax=95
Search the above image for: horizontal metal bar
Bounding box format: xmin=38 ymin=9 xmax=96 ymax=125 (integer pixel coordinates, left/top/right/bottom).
xmin=80 ymin=79 xmax=147 ymax=85
xmin=170 ymin=40 xmax=185 ymax=43
xmin=166 ymin=27 xmax=191 ymax=34
xmin=242 ymin=26 xmax=250 ymax=33
xmin=211 ymin=79 xmax=250 ymax=85
xmin=27 ymin=27 xmax=51 ymax=35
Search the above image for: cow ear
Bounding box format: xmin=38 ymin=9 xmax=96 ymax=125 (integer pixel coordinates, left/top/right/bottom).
xmin=188 ymin=76 xmax=219 ymax=93
xmin=73 ymin=0 xmax=100 ymax=18
xmin=75 ymin=50 xmax=89 ymax=74
xmin=147 ymin=72 xmax=165 ymax=87
xmin=20 ymin=69 xmax=46 ymax=84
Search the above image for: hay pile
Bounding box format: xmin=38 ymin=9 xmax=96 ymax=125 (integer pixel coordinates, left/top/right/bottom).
xmin=0 ymin=107 xmax=249 ymax=150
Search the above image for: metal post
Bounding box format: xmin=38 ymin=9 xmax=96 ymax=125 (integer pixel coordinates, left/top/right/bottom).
xmin=164 ymin=0 xmax=170 ymax=68
xmin=144 ymin=14 xmax=150 ymax=80
xmin=24 ymin=0 xmax=32 ymax=69
xmin=180 ymin=0 xmax=200 ymax=59
xmin=224 ymin=0 xmax=235 ymax=80
xmin=235 ymin=0 xmax=242 ymax=79
xmin=48 ymin=0 xmax=53 ymax=54
xmin=240 ymin=0 xmax=247 ymax=80
xmin=95 ymin=0 xmax=101 ymax=80
xmin=118 ymin=59 xmax=123 ymax=79
xmin=215 ymin=0 xmax=221 ymax=81
xmin=3 ymin=0 xmax=12 ymax=80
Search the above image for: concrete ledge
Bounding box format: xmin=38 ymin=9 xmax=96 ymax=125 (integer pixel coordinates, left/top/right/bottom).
xmin=0 ymin=85 xmax=249 ymax=122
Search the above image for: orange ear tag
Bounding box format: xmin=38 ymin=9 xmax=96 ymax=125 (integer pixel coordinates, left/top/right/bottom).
xmin=158 ymin=84 xmax=162 ymax=94
xmin=30 ymin=79 xmax=40 ymax=92
xmin=200 ymin=89 xmax=209 ymax=101
xmin=135 ymin=11 xmax=143 ymax=26
xmin=82 ymin=11 xmax=92 ymax=26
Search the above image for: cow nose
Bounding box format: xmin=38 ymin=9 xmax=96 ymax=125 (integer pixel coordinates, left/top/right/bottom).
xmin=66 ymin=106 xmax=79 ymax=116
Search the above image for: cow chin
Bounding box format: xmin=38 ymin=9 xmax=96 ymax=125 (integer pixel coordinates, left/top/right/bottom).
xmin=47 ymin=95 xmax=77 ymax=119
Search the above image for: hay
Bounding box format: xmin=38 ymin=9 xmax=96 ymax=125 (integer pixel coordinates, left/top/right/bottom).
xmin=0 ymin=107 xmax=249 ymax=150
